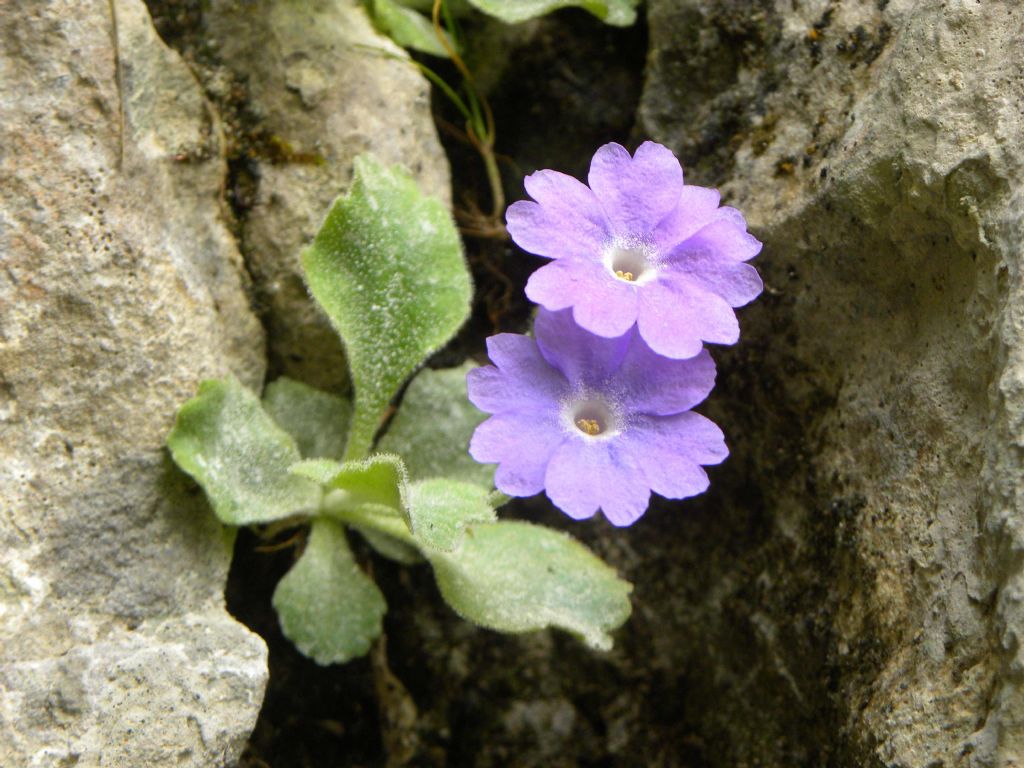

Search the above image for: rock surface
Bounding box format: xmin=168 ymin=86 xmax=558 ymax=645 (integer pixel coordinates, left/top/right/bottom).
xmin=7 ymin=0 xmax=1022 ymax=765
xmin=0 ymin=1 xmax=268 ymax=764
xmin=638 ymin=1 xmax=1024 ymax=765
xmin=203 ymin=0 xmax=453 ymax=392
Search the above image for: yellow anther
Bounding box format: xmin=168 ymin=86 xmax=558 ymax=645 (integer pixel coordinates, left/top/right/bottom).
xmin=576 ymin=418 xmax=602 ymax=435
xmin=615 ymin=269 xmax=635 ymax=282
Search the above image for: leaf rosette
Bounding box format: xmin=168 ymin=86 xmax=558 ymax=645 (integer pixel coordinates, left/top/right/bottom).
xmin=167 ymin=152 xmax=633 ymax=665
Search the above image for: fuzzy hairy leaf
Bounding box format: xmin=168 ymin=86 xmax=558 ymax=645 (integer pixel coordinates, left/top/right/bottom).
xmin=297 ymin=454 xmax=418 ymax=561
xmin=272 ymin=518 xmax=386 ymax=665
xmin=377 ymin=363 xmax=493 ymax=487
xmin=429 ymin=521 xmax=632 ymax=650
xmin=357 ymin=527 xmax=424 ymax=565
xmin=302 ymin=154 xmax=472 ymax=462
xmin=406 ymin=478 xmax=496 ymax=552
xmin=263 ymin=377 xmax=351 ymax=460
xmin=289 ymin=458 xmax=347 ymax=486
xmin=320 ymin=453 xmax=408 ymax=513
xmin=167 ymin=378 xmax=320 ymax=525
xmin=466 ymin=0 xmax=637 ymax=26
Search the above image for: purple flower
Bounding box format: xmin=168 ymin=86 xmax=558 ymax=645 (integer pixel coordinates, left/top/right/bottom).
xmin=466 ymin=309 xmax=728 ymax=527
xmin=506 ymin=141 xmax=763 ymax=360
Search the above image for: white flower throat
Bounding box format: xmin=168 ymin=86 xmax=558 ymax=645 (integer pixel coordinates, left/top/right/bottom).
xmin=604 ymin=240 xmax=658 ymax=284
xmin=567 ymin=397 xmax=620 ymax=438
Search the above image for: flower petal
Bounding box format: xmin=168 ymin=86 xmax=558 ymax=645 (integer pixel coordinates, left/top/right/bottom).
xmin=544 ymin=439 xmax=650 ymax=526
xmin=533 ymin=308 xmax=632 ymax=388
xmin=571 ymin=280 xmax=639 ymax=340
xmin=527 ymin=260 xmax=639 ymax=339
xmin=664 ymin=250 xmax=763 ymax=307
xmin=673 ymin=216 xmax=763 ymax=263
xmin=467 ymin=335 xmax=567 ymax=415
xmin=470 ymin=412 xmax=565 ymax=497
xmin=636 ymin=278 xmax=740 ymax=359
xmin=613 ymin=343 xmax=717 ymax=415
xmin=523 ymin=169 xmax=606 ymax=221
xmin=506 ymin=170 xmax=608 ymax=260
xmin=620 ymin=412 xmax=728 ymax=499
xmin=524 ymin=258 xmax=596 ymax=312
xmin=651 ymin=185 xmax=722 ymax=254
xmin=716 ymin=206 xmax=751 ymax=233
xmin=588 ymin=142 xmax=683 ymax=237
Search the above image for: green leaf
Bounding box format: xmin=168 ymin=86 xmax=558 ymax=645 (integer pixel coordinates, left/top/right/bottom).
xmin=465 ymin=0 xmax=638 ymax=26
xmin=167 ymin=378 xmax=321 ymax=526
xmin=387 ymin=0 xmax=444 ymax=11
xmin=272 ymin=518 xmax=386 ymax=665
xmin=428 ymin=521 xmax=632 ymax=650
xmin=289 ymin=458 xmax=346 ymax=485
xmin=302 ymin=154 xmax=472 ymax=462
xmin=406 ymin=478 xmax=496 ymax=552
xmin=377 ymin=363 xmax=493 ymax=487
xmin=371 ymin=0 xmax=450 ymax=57
xmin=487 ymin=489 xmax=511 ymax=508
xmin=356 ymin=527 xmax=424 ymax=565
xmin=301 ymin=454 xmax=419 ymax=559
xmin=320 ymin=453 xmax=408 ymax=513
xmin=290 ymin=454 xmax=407 ymax=514
xmin=263 ymin=377 xmax=351 ymax=460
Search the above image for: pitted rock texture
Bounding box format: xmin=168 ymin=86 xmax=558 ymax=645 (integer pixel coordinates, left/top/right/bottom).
xmin=204 ymin=0 xmax=453 ymax=392
xmin=0 ymin=1 xmax=267 ymax=765
xmin=8 ymin=1 xmax=1019 ymax=765
xmin=640 ymin=1 xmax=1024 ymax=765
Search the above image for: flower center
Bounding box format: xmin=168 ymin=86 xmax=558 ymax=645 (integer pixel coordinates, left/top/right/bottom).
xmin=571 ymin=399 xmax=616 ymax=437
xmin=605 ymin=242 xmax=655 ymax=284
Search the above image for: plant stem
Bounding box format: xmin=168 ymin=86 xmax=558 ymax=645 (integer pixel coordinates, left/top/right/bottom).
xmin=432 ymin=0 xmax=504 ymax=220
xmin=481 ymin=145 xmax=505 ymax=219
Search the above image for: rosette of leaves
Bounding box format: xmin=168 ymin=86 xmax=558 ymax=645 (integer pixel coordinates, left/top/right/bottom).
xmin=168 ymin=155 xmax=632 ymax=664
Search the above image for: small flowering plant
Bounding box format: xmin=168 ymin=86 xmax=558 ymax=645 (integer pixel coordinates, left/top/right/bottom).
xmin=166 ymin=140 xmax=760 ymax=666
xmin=167 ymin=155 xmax=633 ymax=666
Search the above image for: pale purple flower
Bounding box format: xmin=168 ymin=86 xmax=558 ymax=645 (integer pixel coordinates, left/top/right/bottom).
xmin=506 ymin=141 xmax=763 ymax=360
xmin=466 ymin=309 xmax=728 ymax=527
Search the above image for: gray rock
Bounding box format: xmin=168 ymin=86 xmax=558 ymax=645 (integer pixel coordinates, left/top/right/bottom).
xmin=206 ymin=0 xmax=452 ymax=392
xmin=1 ymin=612 xmax=267 ymax=766
xmin=640 ymin=1 xmax=1024 ymax=765
xmin=0 ymin=0 xmax=268 ymax=764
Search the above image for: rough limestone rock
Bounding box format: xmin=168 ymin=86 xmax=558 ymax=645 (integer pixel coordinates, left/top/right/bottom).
xmin=205 ymin=0 xmax=453 ymax=391
xmin=0 ymin=1 xmax=268 ymax=765
xmin=638 ymin=1 xmax=1024 ymax=765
